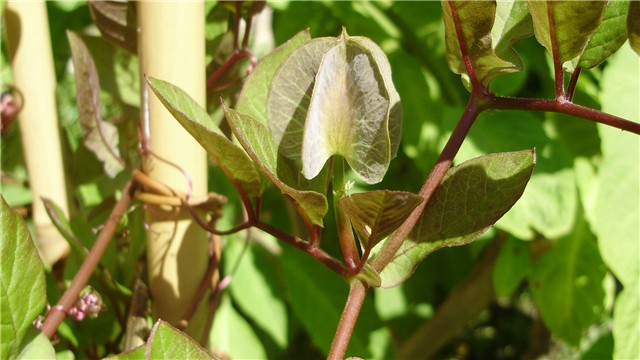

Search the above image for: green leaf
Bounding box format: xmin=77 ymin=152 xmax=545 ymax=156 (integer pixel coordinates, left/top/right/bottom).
xmin=0 ymin=195 xmax=46 ymax=359
xmin=302 ymin=30 xmax=401 ymax=184
xmin=147 ymin=77 xmax=262 ymax=198
xmin=629 ymin=1 xmax=640 ymax=55
xmin=338 ymin=190 xmax=423 ymax=250
xmin=528 ymin=215 xmax=607 ymax=345
xmin=236 ymin=29 xmax=311 ymax=124
xmin=267 ymin=37 xmax=335 ymax=158
xmin=67 ymin=31 xmax=124 ymax=178
xmin=527 ymin=1 xmax=607 ymax=64
xmin=209 ymin=294 xmax=267 ymax=359
xmin=104 ymin=345 xmax=146 ymax=360
xmin=224 ymin=238 xmax=288 ymax=349
xmin=146 ymin=320 xmax=212 ymax=359
xmin=378 ymin=150 xmax=535 ymax=288
xmin=223 ymin=104 xmax=328 ymax=226
xmin=492 ymin=236 xmax=531 ymax=297
xmin=612 ymin=281 xmax=640 ymax=359
xmin=17 ymin=328 xmax=56 ymax=360
xmin=491 ymin=0 xmax=534 ymax=72
xmin=576 ymin=0 xmax=629 ymax=69
xmin=88 ymin=0 xmax=137 ymax=54
xmin=442 ymin=1 xmax=518 ymax=88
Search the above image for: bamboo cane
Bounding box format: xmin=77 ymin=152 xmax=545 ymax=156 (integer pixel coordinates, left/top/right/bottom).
xmin=137 ymin=1 xmax=210 ymax=342
xmin=5 ymin=0 xmax=70 ymax=265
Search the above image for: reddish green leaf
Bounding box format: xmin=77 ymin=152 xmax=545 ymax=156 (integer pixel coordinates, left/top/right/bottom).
xmin=442 ymin=1 xmax=517 ymax=89
xmin=378 ymin=150 xmax=536 ymax=287
xmin=338 ymin=190 xmax=423 ymax=250
xmin=223 ymin=104 xmax=328 ymax=226
xmin=88 ymin=0 xmax=137 ymax=54
xmin=147 ymin=77 xmax=262 ymax=198
xmin=629 ymin=1 xmax=640 ymax=55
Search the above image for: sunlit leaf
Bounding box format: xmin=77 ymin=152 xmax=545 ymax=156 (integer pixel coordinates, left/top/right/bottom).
xmin=236 ymin=29 xmax=311 ymax=124
xmin=378 ymin=150 xmax=535 ymax=287
xmin=339 ymin=190 xmax=423 ymax=250
xmin=491 ymin=0 xmax=533 ymax=71
xmin=104 ymin=345 xmax=145 ymax=360
xmin=613 ymin=281 xmax=640 ymax=359
xmin=527 ymin=1 xmax=607 ymax=65
xmin=209 ymin=294 xmax=267 ymax=359
xmin=146 ymin=320 xmax=212 ymax=359
xmin=67 ymin=31 xmax=124 ymax=178
xmin=442 ymin=1 xmax=517 ymax=89
xmin=0 ymin=196 xmax=46 ymax=358
xmin=223 ymin=104 xmax=328 ymax=226
xmin=629 ymin=0 xmax=640 ymax=55
xmin=147 ymin=77 xmax=262 ymax=197
xmin=576 ymin=0 xmax=629 ymax=69
xmin=302 ymin=29 xmax=400 ymax=184
xmin=529 ymin=216 xmax=607 ymax=345
xmin=16 ymin=328 xmax=56 ymax=360
xmin=88 ymin=0 xmax=137 ymax=54
xmin=267 ymin=37 xmax=335 ymax=158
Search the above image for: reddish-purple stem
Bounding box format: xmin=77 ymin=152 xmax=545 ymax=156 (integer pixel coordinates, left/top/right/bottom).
xmin=566 ymin=67 xmax=582 ymax=102
xmin=547 ymin=1 xmax=565 ymax=99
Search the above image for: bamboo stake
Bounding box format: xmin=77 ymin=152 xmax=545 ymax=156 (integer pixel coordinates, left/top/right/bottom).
xmin=5 ymin=0 xmax=70 ymax=265
xmin=137 ymin=1 xmax=210 ymax=341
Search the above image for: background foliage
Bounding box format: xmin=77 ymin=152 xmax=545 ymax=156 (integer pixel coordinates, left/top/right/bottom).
xmin=1 ymin=1 xmax=638 ymax=359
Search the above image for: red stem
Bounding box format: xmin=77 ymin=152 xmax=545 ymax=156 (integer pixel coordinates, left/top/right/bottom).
xmin=42 ymin=179 xmax=135 ymax=339
xmin=566 ymin=67 xmax=582 ymax=102
xmin=547 ymin=1 xmax=565 ymax=99
xmin=328 ymin=281 xmax=368 ymax=360
xmin=449 ymin=2 xmax=484 ymax=95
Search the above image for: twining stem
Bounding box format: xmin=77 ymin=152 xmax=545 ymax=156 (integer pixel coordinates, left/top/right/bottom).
xmin=328 ymin=280 xmax=368 ymax=360
xmin=42 ymin=179 xmax=135 ymax=339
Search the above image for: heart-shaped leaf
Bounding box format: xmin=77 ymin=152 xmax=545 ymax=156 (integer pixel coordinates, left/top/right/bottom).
xmin=67 ymin=31 xmax=124 ymax=178
xmin=223 ymin=104 xmax=328 ymax=226
xmin=1 ymin=196 xmax=46 ymax=359
xmin=146 ymin=320 xmax=212 ymax=359
xmin=338 ymin=190 xmax=423 ymax=250
xmin=147 ymin=77 xmax=262 ymax=198
xmin=491 ymin=0 xmax=533 ymax=72
xmin=442 ymin=1 xmax=518 ymax=89
xmin=302 ymin=29 xmax=400 ymax=184
xmin=527 ymin=1 xmax=607 ymax=65
xmin=378 ymin=150 xmax=536 ymax=288
xmin=236 ymin=29 xmax=311 ymax=125
xmin=267 ymin=37 xmax=336 ymax=158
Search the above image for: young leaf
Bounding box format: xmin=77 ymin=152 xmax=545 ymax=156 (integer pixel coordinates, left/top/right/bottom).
xmin=378 ymin=150 xmax=536 ymax=288
xmin=529 ymin=216 xmax=607 ymax=345
xmin=576 ymin=0 xmax=629 ymax=69
xmin=527 ymin=1 xmax=607 ymax=65
xmin=302 ymin=29 xmax=400 ymax=184
xmin=338 ymin=190 xmax=423 ymax=250
xmin=67 ymin=30 xmax=124 ymax=178
xmin=147 ymin=77 xmax=262 ymax=198
xmin=442 ymin=1 xmax=517 ymax=89
xmin=222 ymin=104 xmax=328 ymax=226
xmin=629 ymin=0 xmax=640 ymax=55
xmin=0 ymin=195 xmax=47 ymax=358
xmin=491 ymin=0 xmax=533 ymax=72
xmin=146 ymin=320 xmax=212 ymax=359
xmin=236 ymin=29 xmax=311 ymax=124
xmin=88 ymin=0 xmax=137 ymax=54
xmin=267 ymin=37 xmax=335 ymax=158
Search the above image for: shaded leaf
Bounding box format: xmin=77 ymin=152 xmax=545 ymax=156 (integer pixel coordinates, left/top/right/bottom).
xmin=236 ymin=29 xmax=311 ymax=124
xmin=146 ymin=320 xmax=212 ymax=359
xmin=442 ymin=1 xmax=517 ymax=88
xmin=267 ymin=37 xmax=335 ymax=158
xmin=527 ymin=1 xmax=607 ymax=64
xmin=0 ymin=195 xmax=46 ymax=358
xmin=88 ymin=0 xmax=137 ymax=54
xmin=493 ymin=236 xmax=531 ymax=297
xmin=491 ymin=0 xmax=533 ymax=71
xmin=223 ymin=104 xmax=328 ymax=226
xmin=629 ymin=0 xmax=640 ymax=55
xmin=302 ymin=30 xmax=401 ymax=184
xmin=339 ymin=190 xmax=423 ymax=250
xmin=576 ymin=0 xmax=629 ymax=69
xmin=209 ymin=294 xmax=267 ymax=359
xmin=378 ymin=150 xmax=535 ymax=287
xmin=529 ymin=216 xmax=607 ymax=345
xmin=67 ymin=31 xmax=124 ymax=178
xmin=147 ymin=77 xmax=262 ymax=197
